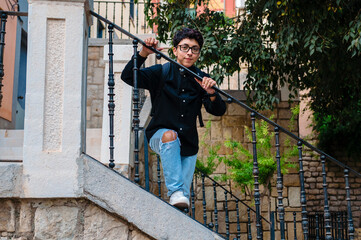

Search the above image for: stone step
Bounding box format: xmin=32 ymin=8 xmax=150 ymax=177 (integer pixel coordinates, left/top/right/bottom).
xmin=82 ymin=154 xmax=225 ymax=240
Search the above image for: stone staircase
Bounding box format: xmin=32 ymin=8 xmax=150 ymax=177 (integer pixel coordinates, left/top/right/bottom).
xmin=0 ymin=154 xmax=225 ymax=239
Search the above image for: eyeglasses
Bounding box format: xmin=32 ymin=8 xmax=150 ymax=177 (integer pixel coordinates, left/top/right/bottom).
xmin=177 ymin=44 xmax=201 ymax=54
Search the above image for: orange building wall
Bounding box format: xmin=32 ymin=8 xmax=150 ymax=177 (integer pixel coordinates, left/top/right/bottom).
xmin=0 ymin=2 xmax=18 ymax=121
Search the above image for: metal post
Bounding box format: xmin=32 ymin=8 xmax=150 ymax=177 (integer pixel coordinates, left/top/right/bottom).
xmin=132 ymin=39 xmax=140 ymax=183
xmin=293 ymin=212 xmax=297 ymax=240
xmin=144 ymin=132 xmax=149 ymax=191
xmin=251 ymin=112 xmax=263 ymax=240
xmin=107 ymin=24 xmax=115 ymax=169
xmin=191 ymin=179 xmax=195 ymax=219
xmin=321 ymin=155 xmax=332 ymax=240
xmin=0 ymin=13 xmax=8 ymax=107
xmin=157 ymin=155 xmax=161 ymax=198
xmin=213 ymin=182 xmax=219 ymax=233
xmin=344 ymin=168 xmax=354 ymax=239
xmin=201 ymin=173 xmax=207 ymax=226
xmin=298 ymin=141 xmax=309 ymax=239
xmin=236 ymin=199 xmax=241 ymax=240
xmin=225 ymin=191 xmax=230 ymax=240
xmin=247 ymin=208 xmax=252 ymax=240
xmin=275 ymin=127 xmax=285 ymax=240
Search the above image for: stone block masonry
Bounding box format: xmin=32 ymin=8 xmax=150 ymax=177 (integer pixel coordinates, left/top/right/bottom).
xmin=87 ymin=45 xmax=105 ymax=128
xmin=0 ymin=198 xmax=153 ymax=240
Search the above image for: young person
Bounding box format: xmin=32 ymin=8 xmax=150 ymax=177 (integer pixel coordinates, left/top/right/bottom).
xmin=121 ymin=28 xmax=226 ymax=208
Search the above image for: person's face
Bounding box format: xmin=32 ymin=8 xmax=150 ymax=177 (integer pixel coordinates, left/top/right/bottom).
xmin=173 ymin=38 xmax=201 ymax=68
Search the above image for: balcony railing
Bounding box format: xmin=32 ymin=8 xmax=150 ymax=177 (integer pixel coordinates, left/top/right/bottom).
xmin=90 ymin=1 xmax=152 ymax=39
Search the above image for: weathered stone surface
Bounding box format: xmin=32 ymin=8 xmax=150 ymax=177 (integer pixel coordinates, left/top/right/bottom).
xmin=283 ymin=174 xmax=300 ymax=187
xmin=226 ymin=103 xmax=246 ymax=116
xmin=0 ymin=164 xmax=23 ymax=197
xmin=84 ymin=204 xmax=129 ymax=240
xmin=0 ymin=200 xmax=15 ymax=232
xmin=130 ymin=229 xmax=152 ymax=240
xmin=288 ymin=187 xmax=301 ymax=207
xmin=34 ymin=202 xmax=79 ymax=240
xmin=19 ymin=201 xmax=33 ymax=233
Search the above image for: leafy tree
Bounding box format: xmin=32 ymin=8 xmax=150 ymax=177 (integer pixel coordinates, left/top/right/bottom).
xmin=145 ymin=0 xmax=361 ymax=158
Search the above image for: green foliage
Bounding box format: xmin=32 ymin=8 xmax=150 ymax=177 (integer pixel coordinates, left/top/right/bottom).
xmin=144 ymin=0 xmax=361 ymax=158
xmin=195 ymin=120 xmax=222 ymax=176
xmin=219 ymin=117 xmax=298 ymax=196
xmin=144 ymin=0 xmax=237 ymax=84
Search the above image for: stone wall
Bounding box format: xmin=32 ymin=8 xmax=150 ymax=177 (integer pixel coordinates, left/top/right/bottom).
xmin=138 ymin=99 xmax=303 ymax=239
xmin=303 ymin=150 xmax=361 ymax=228
xmin=0 ymin=198 xmax=153 ymax=240
xmin=87 ymin=45 xmax=105 ymax=128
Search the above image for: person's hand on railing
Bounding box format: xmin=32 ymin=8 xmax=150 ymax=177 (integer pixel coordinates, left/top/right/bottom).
xmin=195 ymin=76 xmax=217 ymax=101
xmin=139 ymin=37 xmax=164 ymax=58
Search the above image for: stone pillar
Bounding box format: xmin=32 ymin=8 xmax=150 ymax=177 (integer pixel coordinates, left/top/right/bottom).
xmin=23 ymin=0 xmax=92 ymax=197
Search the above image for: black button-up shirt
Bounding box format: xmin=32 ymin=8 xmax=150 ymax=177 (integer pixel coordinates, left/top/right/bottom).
xmin=121 ymin=53 xmax=226 ymax=156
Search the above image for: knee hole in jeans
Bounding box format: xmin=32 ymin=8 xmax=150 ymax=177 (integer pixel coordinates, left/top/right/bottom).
xmin=162 ymin=130 xmax=177 ymax=143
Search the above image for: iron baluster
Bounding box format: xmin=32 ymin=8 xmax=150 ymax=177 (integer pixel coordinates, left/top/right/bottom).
xmin=201 ymin=173 xmax=207 ymax=226
xmin=275 ymin=127 xmax=285 ymax=240
xmin=120 ymin=2 xmax=124 ymax=38
xmin=298 ymin=141 xmax=309 ymax=240
xmin=270 ymin=211 xmax=275 ymax=240
xmin=107 ymin=24 xmax=115 ymax=169
xmin=144 ymin=132 xmax=149 ymax=191
xmin=105 ymin=2 xmax=108 ymax=38
xmin=191 ymin=179 xmax=195 ymax=219
xmin=224 ymin=191 xmax=230 ymax=240
xmin=0 ymin=12 xmax=8 ymax=107
xmin=213 ymin=182 xmax=219 ymax=233
xmin=136 ymin=3 xmax=139 ymax=34
xmin=247 ymin=208 xmax=252 ymax=240
xmin=251 ymin=112 xmax=262 ymax=240
xmin=293 ymin=212 xmax=297 ymax=240
xmin=331 ymin=213 xmax=335 ymax=239
xmin=337 ymin=212 xmax=341 ymax=240
xmin=157 ymin=155 xmax=161 ymax=198
xmin=112 ymin=2 xmax=115 ymax=24
xmin=236 ymin=199 xmax=241 ymax=240
xmin=344 ymin=168 xmax=354 ymax=240
xmin=321 ymin=155 xmax=332 ymax=240
xmin=132 ymin=39 xmax=140 ymax=183
xmin=316 ymin=213 xmax=320 ymax=240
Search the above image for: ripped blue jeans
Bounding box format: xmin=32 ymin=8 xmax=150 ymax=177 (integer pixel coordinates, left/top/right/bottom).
xmin=149 ymin=128 xmax=197 ymax=198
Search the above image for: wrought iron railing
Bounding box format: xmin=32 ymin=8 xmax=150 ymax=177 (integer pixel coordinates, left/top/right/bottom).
xmin=91 ymin=10 xmax=361 ymax=240
xmin=90 ymin=1 xmax=152 ymax=39
xmin=0 ymin=11 xmax=28 ymax=107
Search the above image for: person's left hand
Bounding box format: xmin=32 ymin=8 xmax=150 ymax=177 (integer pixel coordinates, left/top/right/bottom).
xmin=195 ymin=76 xmax=216 ymax=94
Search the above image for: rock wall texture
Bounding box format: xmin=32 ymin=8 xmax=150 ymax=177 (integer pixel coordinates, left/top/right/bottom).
xmin=0 ymin=198 xmax=153 ymax=240
xmin=87 ymin=45 xmax=105 ymax=129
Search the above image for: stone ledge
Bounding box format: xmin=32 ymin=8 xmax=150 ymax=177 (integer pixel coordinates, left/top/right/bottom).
xmin=81 ymin=154 xmax=225 ymax=240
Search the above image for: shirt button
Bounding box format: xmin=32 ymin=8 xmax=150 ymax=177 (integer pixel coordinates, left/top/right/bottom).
xmin=182 ymin=89 xmax=185 ymax=92
xmin=180 ymin=128 xmax=183 ymax=131
xmin=183 ymin=100 xmax=186 ymax=103
xmin=181 ymin=114 xmax=184 ymax=117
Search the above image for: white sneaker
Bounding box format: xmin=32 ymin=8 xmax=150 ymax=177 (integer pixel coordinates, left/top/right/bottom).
xmin=169 ymin=191 xmax=189 ymax=209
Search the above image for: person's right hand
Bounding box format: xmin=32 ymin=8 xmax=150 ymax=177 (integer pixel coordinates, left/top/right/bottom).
xmin=139 ymin=38 xmax=164 ymax=58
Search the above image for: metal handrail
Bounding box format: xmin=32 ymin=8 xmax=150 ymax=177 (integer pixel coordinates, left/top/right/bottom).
xmin=90 ymin=10 xmax=361 ymax=178
xmin=200 ymin=169 xmax=271 ymax=224
xmin=0 ymin=11 xmax=28 ymax=17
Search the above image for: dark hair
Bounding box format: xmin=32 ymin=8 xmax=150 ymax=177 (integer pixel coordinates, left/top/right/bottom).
xmin=172 ymin=28 xmax=204 ymax=49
